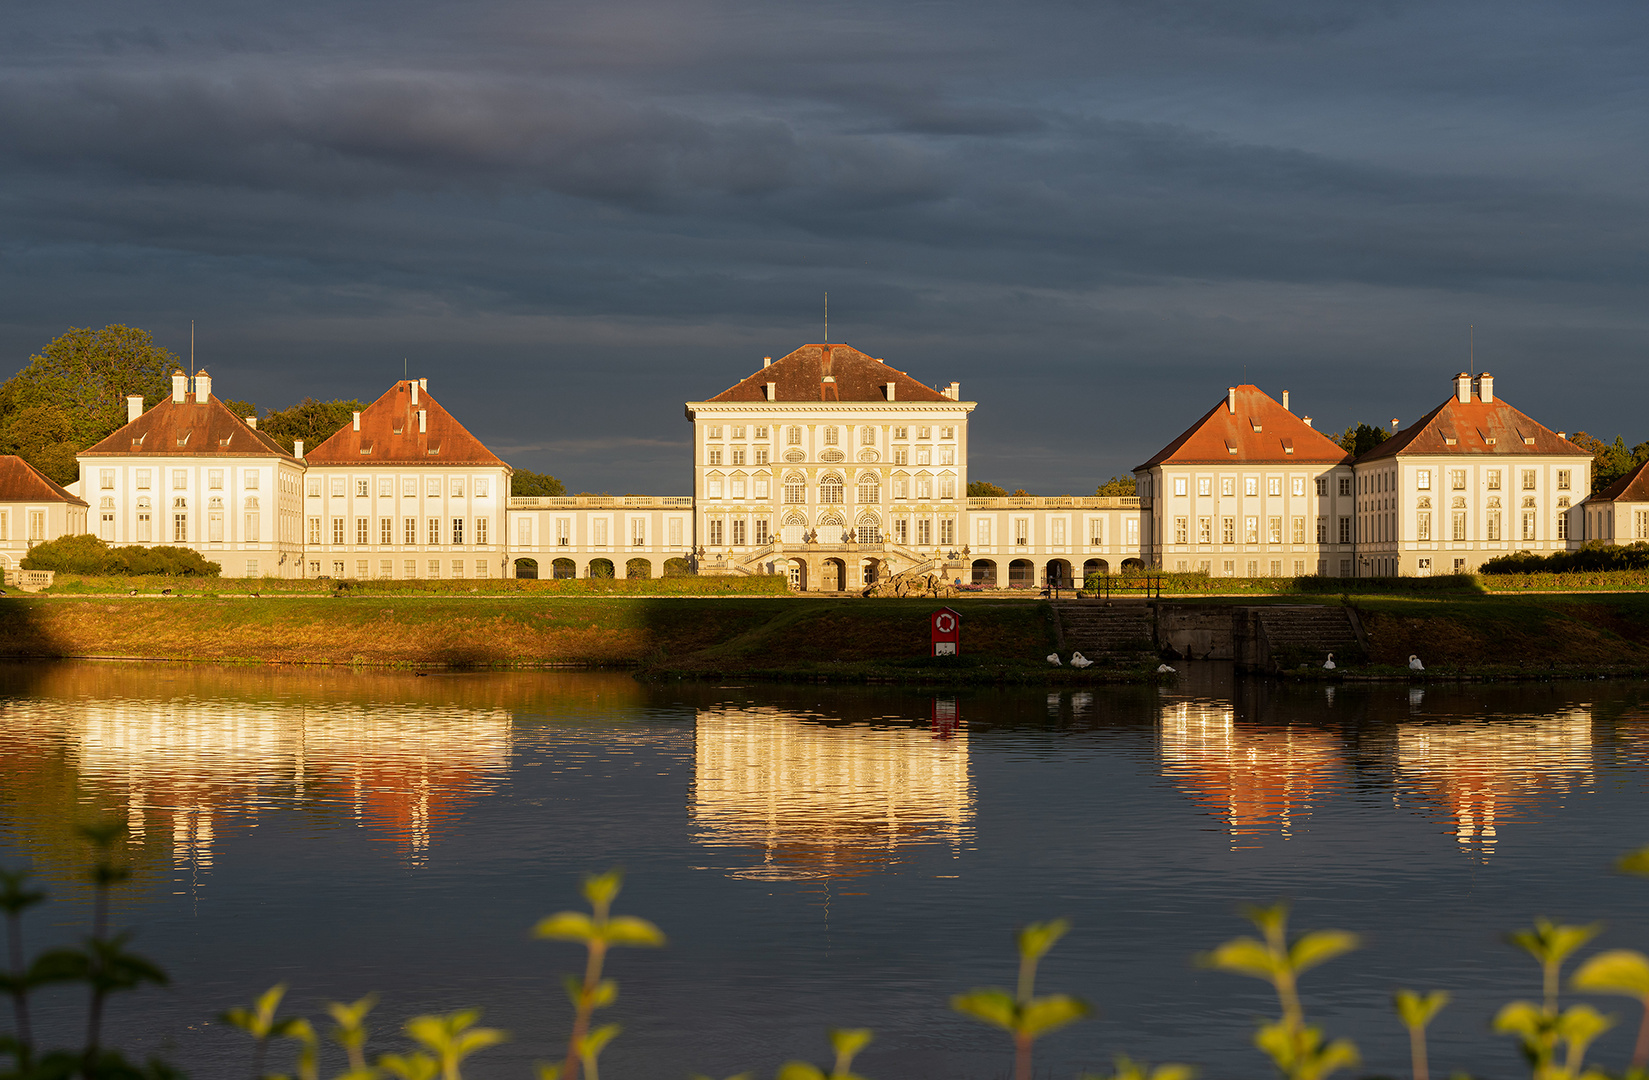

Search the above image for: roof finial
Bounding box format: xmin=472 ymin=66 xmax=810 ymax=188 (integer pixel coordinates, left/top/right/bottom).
xmin=1469 ymin=324 xmax=1474 ymax=375
xmin=824 ymin=291 xmax=828 ymax=343
xmin=190 ymin=319 xmax=195 ymax=382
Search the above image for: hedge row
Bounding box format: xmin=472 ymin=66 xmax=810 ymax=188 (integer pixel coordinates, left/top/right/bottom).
xmin=20 ymin=534 xmax=220 ymax=576
xmin=1479 ymin=569 xmax=1649 ymax=591
xmin=1481 ymin=542 xmax=1649 ymax=574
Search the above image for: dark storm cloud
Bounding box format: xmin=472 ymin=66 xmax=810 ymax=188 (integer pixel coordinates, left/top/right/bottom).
xmin=2 ymin=0 xmax=1647 ymax=492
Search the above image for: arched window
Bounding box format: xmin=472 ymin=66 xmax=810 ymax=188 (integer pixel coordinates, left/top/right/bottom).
xmin=820 ymin=475 xmax=844 ymax=504
xmin=783 ymin=474 xmax=806 ymax=504
xmin=856 ymin=513 xmax=881 ymax=544
xmin=857 ymin=474 xmax=879 ymax=504
xmin=823 ymin=426 xmax=840 ymax=446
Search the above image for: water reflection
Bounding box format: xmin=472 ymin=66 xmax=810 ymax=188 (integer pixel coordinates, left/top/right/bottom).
xmin=1394 ymin=710 xmax=1594 ymax=857
xmin=1158 ymin=699 xmax=1344 ymax=845
xmin=690 ymin=703 xmax=973 ymax=880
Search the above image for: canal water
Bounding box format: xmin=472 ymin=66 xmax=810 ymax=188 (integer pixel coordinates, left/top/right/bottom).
xmin=2 ymin=661 xmax=1648 ymax=1079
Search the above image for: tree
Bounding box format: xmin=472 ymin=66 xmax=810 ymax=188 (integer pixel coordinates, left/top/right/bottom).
xmin=0 ymin=405 xmax=81 ymax=484
xmin=512 ymin=470 xmax=567 ymax=497
xmin=1335 ymin=423 xmax=1392 ymax=457
xmin=968 ymin=480 xmax=1008 ymax=497
xmin=1570 ymin=432 xmax=1648 ymax=494
xmin=219 ymin=399 xmax=261 ymax=423
xmin=0 ymin=326 xmax=178 ymax=450
xmin=261 ymin=398 xmax=366 ymax=455
xmin=1095 ymin=475 xmax=1137 ymax=496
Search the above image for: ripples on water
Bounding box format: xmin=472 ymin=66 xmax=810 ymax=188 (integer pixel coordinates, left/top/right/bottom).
xmin=1 ymin=662 xmax=1648 ymax=1079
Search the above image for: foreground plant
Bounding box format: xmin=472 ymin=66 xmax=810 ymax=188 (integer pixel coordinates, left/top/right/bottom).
xmin=952 ymin=918 xmax=1091 ymax=1080
xmin=1082 ymin=1055 xmax=1195 ymax=1080
xmin=1393 ymin=989 xmax=1449 ymax=1080
xmin=533 ymin=868 xmax=665 ymax=1080
xmin=1202 ymin=903 xmax=1360 ymax=1080
xmin=1494 ymin=918 xmax=1610 ymax=1080
xmin=778 ymin=1028 xmax=873 ymax=1080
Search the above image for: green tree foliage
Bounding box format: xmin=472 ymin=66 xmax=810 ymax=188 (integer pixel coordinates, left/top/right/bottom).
xmin=261 ymin=397 xmax=367 ymax=455
xmin=1095 ymin=476 xmax=1137 ymax=496
xmin=219 ymin=399 xmax=261 ymax=423
xmin=512 ymin=470 xmax=567 ymax=497
xmin=0 ymin=405 xmax=81 ymax=484
xmin=20 ymin=534 xmax=220 ymax=576
xmin=1568 ymin=432 xmax=1649 ymax=495
xmin=1335 ymin=423 xmax=1391 ymax=457
xmin=968 ymin=481 xmax=1008 ymax=497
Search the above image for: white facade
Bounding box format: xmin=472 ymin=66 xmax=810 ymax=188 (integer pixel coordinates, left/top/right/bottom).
xmin=505 ymin=496 xmax=695 ymax=579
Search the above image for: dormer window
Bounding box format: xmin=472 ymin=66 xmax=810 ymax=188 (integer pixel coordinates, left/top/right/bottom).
xmin=1250 ymin=420 xmax=1262 ymax=433
xmin=359 ymin=441 xmax=374 ymax=454
xmin=176 ymin=430 xmax=191 ymax=447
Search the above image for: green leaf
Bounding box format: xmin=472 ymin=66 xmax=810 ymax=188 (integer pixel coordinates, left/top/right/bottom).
xmin=1019 ymin=994 xmax=1092 ymax=1038
xmin=221 ymin=983 xmax=288 ymax=1040
xmin=535 ymin=1063 xmax=563 ymax=1080
xmin=1393 ymin=989 xmax=1450 ymax=1030
xmin=1288 ymin=930 xmax=1360 ymax=975
xmin=828 ymin=1029 xmax=872 ymax=1061
xmin=604 ymin=915 xmax=666 ymax=947
xmin=579 ymin=1023 xmax=621 ymax=1061
xmin=1493 ymin=1000 xmax=1547 ymax=1039
xmin=1016 ymin=919 xmax=1071 ymax=963
xmin=534 ymin=912 xmax=597 ymax=942
xmin=776 ymin=1065 xmax=827 ymax=1080
xmin=1241 ymin=903 xmax=1290 ymax=940
xmin=951 ymin=988 xmax=1017 ymax=1031
xmin=1200 ymin=938 xmax=1281 ymax=980
xmin=1573 ymin=949 xmax=1649 ymax=999
xmin=1509 ymin=919 xmax=1602 ymax=969
xmin=583 ymin=869 xmax=624 ymax=911
xmin=1556 ymin=1003 xmax=1614 ymax=1047
xmin=1082 ymin=1056 xmax=1197 ymax=1080
xmin=1617 ymin=846 xmax=1649 ymax=876
xmin=377 ymin=1052 xmax=438 ymax=1080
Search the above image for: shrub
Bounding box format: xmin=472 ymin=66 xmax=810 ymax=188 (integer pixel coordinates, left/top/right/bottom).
xmin=1482 ymin=541 xmax=1649 ymax=575
xmin=20 ymin=534 xmax=220 ymax=576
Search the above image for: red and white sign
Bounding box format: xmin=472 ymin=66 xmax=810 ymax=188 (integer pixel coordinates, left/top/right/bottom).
xmin=930 ymin=607 xmax=961 ymax=656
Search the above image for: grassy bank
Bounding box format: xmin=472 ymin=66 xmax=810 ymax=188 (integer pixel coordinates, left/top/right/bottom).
xmin=1354 ymin=591 xmax=1649 ymax=673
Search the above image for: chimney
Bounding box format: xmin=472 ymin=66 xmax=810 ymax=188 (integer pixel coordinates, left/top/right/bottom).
xmin=886 ymin=382 xmax=896 ymax=402
xmin=1390 ymin=418 xmax=1399 ymax=431
xmin=245 ymin=416 xmax=258 ymax=429
xmin=294 ymin=439 xmax=304 ymax=459
xmin=762 ymin=356 xmax=772 ymax=367
xmin=1282 ymin=390 xmax=1291 ymax=412
xmin=765 ymin=381 xmax=776 ymax=401
xmin=1303 ymin=416 xmax=1314 ymax=428
xmin=418 ymin=409 xmax=426 ymax=433
xmin=1479 ymin=372 xmax=1494 ymax=403
xmin=352 ymin=411 xmax=361 ymax=431
xmin=1227 ymin=387 xmax=1237 ymax=413
xmin=194 ymin=369 xmax=211 ymax=402
xmin=411 ymin=380 xmax=419 ymax=406
xmin=419 ymin=378 xmax=427 ymax=390
xmin=1455 ymin=372 xmax=1472 ymax=403
xmin=1558 ymin=431 xmax=1567 ymax=440
xmin=171 ymin=371 xmax=188 ymax=403
xmin=126 ymin=395 xmax=143 ymax=423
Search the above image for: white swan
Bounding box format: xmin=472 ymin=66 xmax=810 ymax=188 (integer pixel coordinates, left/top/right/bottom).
xmin=1070 ymin=651 xmax=1094 ymax=668
xmin=1323 ymin=653 xmax=1336 ymax=671
xmin=1046 ymin=652 xmax=1062 ymax=666
xmin=1156 ymin=663 xmax=1177 ymax=674
xmin=1409 ymin=654 xmax=1425 ymax=671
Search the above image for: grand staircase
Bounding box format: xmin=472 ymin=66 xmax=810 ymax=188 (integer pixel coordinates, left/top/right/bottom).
xmin=1053 ymin=602 xmax=1158 ymax=664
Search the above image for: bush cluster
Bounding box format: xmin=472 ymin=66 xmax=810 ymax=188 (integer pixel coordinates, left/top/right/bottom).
xmin=1482 ymin=542 xmax=1649 ymax=575
xmin=20 ymin=534 xmax=220 ymax=576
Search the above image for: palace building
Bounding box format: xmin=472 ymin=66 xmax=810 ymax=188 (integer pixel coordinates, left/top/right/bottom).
xmin=63 ymin=350 xmax=1594 ymax=584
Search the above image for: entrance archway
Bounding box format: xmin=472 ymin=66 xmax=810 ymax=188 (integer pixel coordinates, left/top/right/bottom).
xmin=1083 ymin=558 xmax=1108 ymax=579
xmin=625 ymin=558 xmax=651 ymax=579
xmin=514 ymin=558 xmax=539 ymax=579
xmin=552 ymin=558 xmax=576 ymax=579
xmin=861 ymin=558 xmax=880 ymax=585
xmin=822 ymin=558 xmax=847 ymax=591
xmin=1008 ymin=559 xmax=1035 ymax=588
xmin=1045 ymin=559 xmax=1073 ymax=588
xmin=588 ymin=558 xmax=615 ymax=579
xmin=971 ymin=559 xmax=996 ymax=586
xmin=1120 ymin=558 xmax=1145 ymax=573
xmin=787 ymin=558 xmax=807 ymax=591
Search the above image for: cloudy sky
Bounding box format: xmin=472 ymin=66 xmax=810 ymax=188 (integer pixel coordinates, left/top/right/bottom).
xmin=4 ymin=0 xmax=1646 ymax=493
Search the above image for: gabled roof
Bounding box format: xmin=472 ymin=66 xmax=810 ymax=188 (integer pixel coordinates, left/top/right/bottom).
xmin=81 ymin=392 xmax=294 ymax=460
xmin=1591 ymin=459 xmax=1649 ymax=503
xmin=1355 ymin=385 xmax=1589 ymax=463
xmin=304 ymin=381 xmax=507 ymax=467
xmin=0 ymin=456 xmax=88 ymax=506
xmin=1135 ymin=385 xmax=1350 ymax=469
xmin=703 ymin=344 xmax=952 ymax=403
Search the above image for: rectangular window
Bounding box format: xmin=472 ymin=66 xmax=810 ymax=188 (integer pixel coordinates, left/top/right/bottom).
xmin=1557 ymin=470 xmax=1571 ymax=491
xmin=708 ymin=449 xmax=722 ymax=466
xmin=355 ymin=479 xmax=368 ymax=498
xmin=452 ymin=518 xmax=464 ymax=544
xmin=731 ymin=448 xmax=745 ymax=466
xmin=137 ymin=469 xmax=152 ymax=490
xmin=309 ymin=517 xmax=322 ymax=544
xmin=477 ymin=517 xmax=488 ymax=545
xmin=731 ymin=518 xmax=745 ymax=546
xmin=378 ymin=477 xmax=392 ymax=497
xmin=939 ymin=446 xmax=955 ymax=466
xmin=1198 ymin=517 xmax=1211 ymax=544
xmin=707 ymin=477 xmax=723 ymax=499
xmin=707 ymin=519 xmax=723 ymax=546
xmin=1245 ymin=477 xmax=1258 ymax=497
xmin=976 ymin=518 xmax=992 ymax=546
xmin=1453 ymin=511 xmax=1467 ymax=541
xmin=405 ymin=560 xmax=417 ymax=578
xmin=405 ymin=517 xmax=417 ymax=544
xmin=476 ymin=560 xmax=489 ymax=578
xmin=1245 ymin=516 xmax=1259 ymax=544
xmin=940 ymin=517 xmax=956 ymax=545
xmin=593 ymin=519 xmax=607 ymax=546
xmin=244 ymin=471 xmax=259 ymax=490
xmin=1417 ymin=512 xmax=1431 ymax=541
xmin=893 ymin=449 xmax=908 ymax=466
xmin=916 ymin=448 xmax=931 ymax=466
xmin=330 ymin=477 xmax=347 ymax=497
xmin=380 ymin=517 xmax=393 ymax=544
xmin=173 ymin=513 xmax=188 ymax=542
xmin=557 ymin=518 xmax=571 ymax=545
xmin=244 ymin=514 xmax=259 ymax=542
xmin=451 ymin=560 xmax=464 ymax=578
xmin=378 ymin=559 xmax=393 ymax=578
xmin=426 ymin=477 xmax=442 ymax=496
xmin=939 ymin=475 xmax=956 ymax=499
xmin=517 ymin=517 xmax=533 ymax=546
xmin=1417 ymin=470 xmax=1431 ymax=491
xmin=172 ymin=470 xmax=187 ymax=490
xmin=1052 ymin=518 xmax=1067 ymax=545
xmin=755 ymin=518 xmax=769 ymax=545
xmin=1268 ymin=477 xmax=1282 ymax=497
xmin=1339 ymin=517 xmax=1352 ymax=544
xmin=355 ymin=517 xmax=368 ymax=544
xmin=732 ymin=426 xmax=746 ymax=440
xmin=1636 ymin=510 xmax=1649 ymax=540
xmin=1174 ymin=517 xmax=1188 ymax=543
xmin=1291 ymin=477 xmax=1305 ymax=497
xmin=1221 ymin=517 xmax=1235 ymax=543
xmin=1198 ymin=478 xmax=1211 ymax=497
xmin=631 ymin=518 xmax=645 ymax=546
xmin=428 ymin=560 xmax=441 ymax=578
xmin=429 ymin=517 xmax=441 ymax=545
xmin=1522 ymin=510 xmax=1537 ymax=541
xmin=1336 ymin=477 xmax=1350 ymax=497
xmin=332 ymin=517 xmax=345 ymax=544
xmin=787 ymin=426 xmax=802 ymax=446
xmin=1268 ymin=516 xmax=1282 ymax=544
xmin=896 ymin=518 xmax=909 ymax=544
xmin=1484 ymin=470 xmax=1499 ymax=491
xmin=918 ymin=426 xmax=931 ymax=440
xmin=1174 ymin=477 xmax=1187 ymax=497
xmin=916 ymin=475 xmax=932 ymax=499
xmin=730 ymin=476 xmax=746 ymax=499
xmin=99 ymin=469 xmax=115 ymax=489
xmin=404 ymin=476 xmax=418 ymax=496
xmin=1487 ymin=511 xmax=1501 ymax=541
xmin=1088 ymin=518 xmax=1103 ymax=545
xmin=208 ymin=469 xmax=223 ymax=490
xmin=1014 ymin=518 xmax=1029 ymax=545
xmin=246 ymin=559 xmax=259 ymax=577
xmin=893 ymin=426 xmax=907 ymax=440
xmin=1557 ymin=512 xmax=1569 ymax=540
xmin=669 ymin=518 xmax=683 ymax=547
xmin=918 ymin=518 xmax=933 ymax=546
xmin=707 ymin=425 xmax=722 ymax=439
xmin=755 ymin=449 xmax=769 ymax=466
xmin=1452 ymin=470 xmax=1468 ymax=491
xmin=1222 ymin=478 xmax=1235 ymax=497
xmin=754 ymin=426 xmax=768 ymax=440
xmin=1291 ymin=516 xmax=1305 ymax=544
xmin=1125 ymin=518 xmax=1139 ymax=545
xmin=1522 ymin=469 xmax=1537 ymax=491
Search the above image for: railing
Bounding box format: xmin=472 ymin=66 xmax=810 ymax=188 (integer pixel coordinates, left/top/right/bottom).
xmin=1088 ymin=574 xmax=1163 ymax=600
xmin=966 ymin=496 xmax=1144 ymax=509
xmin=508 ymin=495 xmax=693 ymax=509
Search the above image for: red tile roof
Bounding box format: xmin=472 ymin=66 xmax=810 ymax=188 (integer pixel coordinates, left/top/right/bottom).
xmin=304 ymin=381 xmax=507 ymax=467
xmin=81 ymin=392 xmax=294 ymax=459
xmin=0 ymin=455 xmax=88 ymax=506
xmin=1355 ymin=386 xmax=1589 ymax=463
xmin=1591 ymin=459 xmax=1649 ymax=503
xmin=704 ymin=344 xmax=952 ymax=403
xmin=1135 ymin=385 xmax=1351 ymax=469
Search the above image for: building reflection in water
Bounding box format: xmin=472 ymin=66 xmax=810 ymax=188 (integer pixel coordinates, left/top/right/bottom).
xmin=690 ymin=702 xmax=973 ymax=881
xmin=1158 ymin=698 xmax=1343 ymax=846
xmin=4 ymin=695 xmax=511 ymax=888
xmin=1394 ymin=708 xmax=1594 ymax=857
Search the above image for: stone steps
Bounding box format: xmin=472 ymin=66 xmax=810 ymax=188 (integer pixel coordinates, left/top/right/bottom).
xmin=1054 ymin=603 xmax=1158 ymax=662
